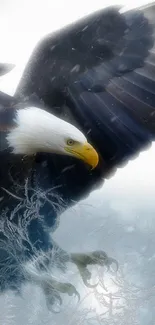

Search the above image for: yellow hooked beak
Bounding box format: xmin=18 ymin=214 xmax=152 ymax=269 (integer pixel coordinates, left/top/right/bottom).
xmin=65 ymin=142 xmax=99 ymax=169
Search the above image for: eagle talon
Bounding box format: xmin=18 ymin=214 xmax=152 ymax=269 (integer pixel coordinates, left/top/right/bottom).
xmin=75 ymin=290 xmax=80 ymax=302
xmin=42 ymin=278 xmax=80 ymax=312
xmin=43 ymin=285 xmax=63 ymax=313
xmin=77 ymin=264 xmax=98 ymax=288
xmin=52 ymin=282 xmax=80 ymax=302
xmin=46 ymin=292 xmax=62 ymax=313
xmin=70 ymin=250 xmax=118 ymax=288
xmin=107 ymin=257 xmax=119 ymax=272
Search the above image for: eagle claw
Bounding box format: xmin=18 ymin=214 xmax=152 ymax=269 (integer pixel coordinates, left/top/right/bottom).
xmin=56 ymin=282 xmax=80 ymax=301
xmin=43 ymin=280 xmax=80 ymax=312
xmin=45 ymin=290 xmax=63 ymax=313
xmin=70 ymin=250 xmax=118 ymax=288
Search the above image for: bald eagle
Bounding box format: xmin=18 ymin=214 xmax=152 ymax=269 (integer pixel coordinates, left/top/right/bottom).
xmin=1 ymin=2 xmax=155 ymax=310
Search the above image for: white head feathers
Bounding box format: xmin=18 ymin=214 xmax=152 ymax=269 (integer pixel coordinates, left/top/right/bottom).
xmin=7 ymin=106 xmax=87 ymax=155
xmin=6 ymin=106 xmax=99 ymax=169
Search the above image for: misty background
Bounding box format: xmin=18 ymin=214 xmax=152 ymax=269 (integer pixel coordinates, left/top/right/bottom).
xmin=0 ymin=1 xmax=155 ymax=324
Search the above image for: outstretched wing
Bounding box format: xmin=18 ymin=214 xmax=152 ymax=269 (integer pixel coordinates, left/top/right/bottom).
xmin=15 ymin=4 xmax=153 ymax=105
xmin=65 ymin=3 xmax=155 ymax=174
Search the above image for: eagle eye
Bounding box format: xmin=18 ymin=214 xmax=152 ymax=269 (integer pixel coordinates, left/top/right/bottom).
xmin=67 ymin=139 xmax=75 ymax=146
